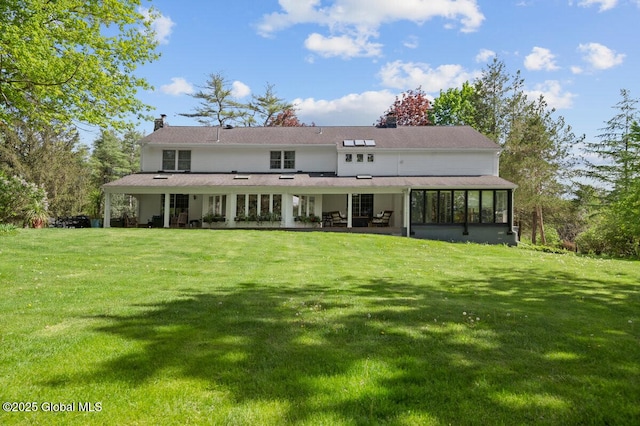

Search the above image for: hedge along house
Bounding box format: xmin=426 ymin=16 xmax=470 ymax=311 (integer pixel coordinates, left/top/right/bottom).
xmin=103 ymin=117 xmax=518 ymax=244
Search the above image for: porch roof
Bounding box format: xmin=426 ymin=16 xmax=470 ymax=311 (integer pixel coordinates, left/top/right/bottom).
xmin=103 ymin=173 xmax=517 ymax=194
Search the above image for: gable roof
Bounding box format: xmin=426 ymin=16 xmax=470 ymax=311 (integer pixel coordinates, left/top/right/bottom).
xmin=139 ymin=125 xmax=500 ymax=150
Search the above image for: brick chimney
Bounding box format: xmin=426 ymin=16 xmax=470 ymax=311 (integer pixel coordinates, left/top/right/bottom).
xmin=385 ymin=112 xmax=397 ymax=128
xmin=154 ymin=114 xmax=167 ymax=131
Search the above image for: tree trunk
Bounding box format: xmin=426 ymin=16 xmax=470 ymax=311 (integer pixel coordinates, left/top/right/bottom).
xmin=537 ymin=205 xmax=546 ymax=245
xmin=531 ymin=209 xmax=537 ymax=244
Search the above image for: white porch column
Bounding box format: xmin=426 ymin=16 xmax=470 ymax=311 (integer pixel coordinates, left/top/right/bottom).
xmin=404 ymin=188 xmax=411 ymax=238
xmin=282 ymin=193 xmax=294 ymax=227
xmin=347 ymin=192 xmax=353 ymax=228
xmin=163 ymin=193 xmax=171 ymax=228
xmin=103 ymin=192 xmax=111 ymax=228
xmin=228 ymin=193 xmax=236 ymax=226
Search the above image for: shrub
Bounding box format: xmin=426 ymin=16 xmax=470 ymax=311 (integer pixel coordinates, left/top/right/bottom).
xmin=0 ymin=223 xmax=18 ymax=234
xmin=0 ymin=172 xmax=49 ymax=227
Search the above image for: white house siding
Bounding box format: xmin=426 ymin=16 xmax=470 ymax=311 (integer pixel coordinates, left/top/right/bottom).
xmin=105 ymin=125 xmax=517 ymax=243
xmin=141 ymin=145 xmax=336 ymax=174
xmin=337 ymin=150 xmax=498 ymax=177
xmin=397 ymin=151 xmax=498 ymax=176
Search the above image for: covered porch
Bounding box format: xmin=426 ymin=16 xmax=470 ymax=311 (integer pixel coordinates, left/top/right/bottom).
xmin=104 ymin=188 xmax=407 ymax=232
xmin=103 ymin=172 xmax=517 ymax=244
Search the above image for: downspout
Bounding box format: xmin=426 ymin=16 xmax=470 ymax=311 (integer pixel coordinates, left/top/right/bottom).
xmin=507 ymin=188 xmax=515 ymax=236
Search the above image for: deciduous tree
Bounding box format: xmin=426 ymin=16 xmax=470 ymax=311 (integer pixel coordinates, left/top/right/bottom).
xmin=0 ymin=0 xmax=160 ymax=130
xmin=376 ymin=87 xmax=431 ymax=127
xmin=0 ymin=122 xmax=91 ymax=217
xmin=266 ymin=108 xmax=313 ymax=127
xmin=429 ymin=82 xmax=477 ymax=127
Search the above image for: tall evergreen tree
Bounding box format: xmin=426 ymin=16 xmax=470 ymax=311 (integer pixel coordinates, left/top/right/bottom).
xmin=583 ymin=89 xmax=640 ymax=196
xmin=501 ymin=97 xmax=579 ymax=243
xmin=247 ymin=83 xmax=293 ymax=126
xmin=180 ymin=73 xmax=249 ymax=127
xmin=90 ymin=130 xmax=140 ymax=218
xmin=467 ymin=57 xmax=579 ymax=243
xmin=472 ymin=57 xmax=524 ymax=145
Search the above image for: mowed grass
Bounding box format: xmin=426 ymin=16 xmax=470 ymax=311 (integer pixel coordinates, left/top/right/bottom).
xmin=1 ymin=229 xmax=639 ymax=425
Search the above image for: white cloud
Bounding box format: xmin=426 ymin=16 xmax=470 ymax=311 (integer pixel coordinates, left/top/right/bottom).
xmin=294 ymin=90 xmax=397 ymax=125
xmin=524 ymin=47 xmax=560 ymax=71
xmin=403 ymin=36 xmax=419 ymax=49
xmin=232 ymin=81 xmax=251 ymax=98
xmin=258 ymin=0 xmax=485 ymax=34
xmin=571 ymin=65 xmax=584 ymax=74
xmin=577 ymin=0 xmax=618 ymax=11
xmin=140 ymin=7 xmax=175 ymax=45
xmin=475 ymin=49 xmax=496 ymax=63
xmin=160 ymin=77 xmax=194 ymax=96
xmin=378 ymin=60 xmax=478 ymax=93
xmin=257 ymin=0 xmax=485 ymax=58
xmin=578 ymin=42 xmax=625 ymax=70
xmin=304 ymin=33 xmax=383 ymax=58
xmin=525 ymin=80 xmax=576 ymax=109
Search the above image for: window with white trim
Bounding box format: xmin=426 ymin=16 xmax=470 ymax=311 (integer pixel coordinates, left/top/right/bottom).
xmin=162 ymin=150 xmax=191 ymax=171
xmin=270 ymin=150 xmax=295 ymax=170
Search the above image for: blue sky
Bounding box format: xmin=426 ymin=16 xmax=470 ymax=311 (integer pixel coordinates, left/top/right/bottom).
xmin=94 ymin=0 xmax=640 ymax=146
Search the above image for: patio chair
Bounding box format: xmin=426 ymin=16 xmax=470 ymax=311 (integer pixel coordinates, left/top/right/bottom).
xmin=122 ymin=213 xmax=137 ymax=228
xmin=329 ymin=211 xmax=348 ymax=227
xmin=177 ymin=212 xmax=189 ymax=228
xmin=370 ymin=210 xmax=393 ymax=227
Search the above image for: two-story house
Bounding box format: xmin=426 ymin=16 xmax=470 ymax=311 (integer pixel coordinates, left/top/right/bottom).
xmin=103 ymin=117 xmax=518 ymax=244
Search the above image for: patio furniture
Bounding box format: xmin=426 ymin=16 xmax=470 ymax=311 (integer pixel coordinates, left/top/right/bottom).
xmin=123 ymin=213 xmax=137 ymax=228
xmin=148 ymin=215 xmax=163 ymax=228
xmin=177 ymin=212 xmax=189 ymax=228
xmin=329 ymin=211 xmax=348 ymax=227
xmin=370 ymin=210 xmax=393 ymax=227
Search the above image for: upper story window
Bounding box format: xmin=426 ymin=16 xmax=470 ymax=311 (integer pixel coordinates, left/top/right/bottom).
xmin=345 ymin=153 xmax=374 ymax=163
xmin=270 ymin=150 xmax=295 ymax=170
xmin=163 ymin=150 xmax=191 ymax=171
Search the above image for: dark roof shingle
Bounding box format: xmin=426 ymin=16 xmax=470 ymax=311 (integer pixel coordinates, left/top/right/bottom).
xmin=139 ymin=125 xmax=500 ymax=150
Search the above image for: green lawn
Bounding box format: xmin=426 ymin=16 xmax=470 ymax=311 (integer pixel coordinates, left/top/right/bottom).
xmin=1 ymin=229 xmax=639 ymax=425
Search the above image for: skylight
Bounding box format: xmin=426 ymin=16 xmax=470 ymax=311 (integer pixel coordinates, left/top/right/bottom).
xmin=343 ymin=139 xmax=375 ymax=147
